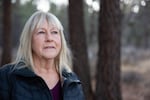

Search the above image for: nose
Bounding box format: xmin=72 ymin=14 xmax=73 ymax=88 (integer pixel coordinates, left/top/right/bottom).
xmin=45 ymin=32 xmax=53 ymax=42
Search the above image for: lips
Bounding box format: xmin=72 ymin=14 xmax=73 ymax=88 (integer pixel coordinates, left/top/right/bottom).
xmin=44 ymin=46 xmax=55 ymax=49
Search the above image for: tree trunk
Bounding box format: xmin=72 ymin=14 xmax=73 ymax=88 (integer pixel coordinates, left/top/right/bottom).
xmin=95 ymin=0 xmax=122 ymax=100
xmin=1 ymin=0 xmax=12 ymax=66
xmin=68 ymin=0 xmax=93 ymax=100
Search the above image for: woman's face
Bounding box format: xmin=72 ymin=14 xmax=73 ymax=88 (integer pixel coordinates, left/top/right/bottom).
xmin=32 ymin=20 xmax=61 ymax=60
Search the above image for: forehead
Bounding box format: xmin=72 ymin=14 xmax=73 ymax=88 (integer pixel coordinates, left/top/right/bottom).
xmin=38 ymin=22 xmax=59 ymax=31
xmin=36 ymin=19 xmax=59 ymax=30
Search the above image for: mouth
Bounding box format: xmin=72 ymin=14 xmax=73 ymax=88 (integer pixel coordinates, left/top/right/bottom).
xmin=44 ymin=46 xmax=55 ymax=49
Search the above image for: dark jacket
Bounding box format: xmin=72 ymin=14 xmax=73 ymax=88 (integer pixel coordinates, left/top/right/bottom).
xmin=0 ymin=61 xmax=85 ymax=100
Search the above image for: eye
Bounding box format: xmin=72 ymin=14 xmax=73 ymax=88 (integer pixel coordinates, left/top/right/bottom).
xmin=51 ymin=31 xmax=58 ymax=34
xmin=38 ymin=31 xmax=45 ymax=34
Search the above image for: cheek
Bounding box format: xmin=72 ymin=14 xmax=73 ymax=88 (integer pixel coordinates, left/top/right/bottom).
xmin=57 ymin=37 xmax=62 ymax=50
xmin=32 ymin=37 xmax=43 ymax=53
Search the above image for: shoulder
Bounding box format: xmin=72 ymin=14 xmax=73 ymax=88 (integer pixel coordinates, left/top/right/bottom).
xmin=61 ymin=69 xmax=85 ymax=100
xmin=0 ymin=63 xmax=17 ymax=82
xmin=0 ymin=64 xmax=14 ymax=86
xmin=0 ymin=64 xmax=15 ymax=99
xmin=62 ymin=68 xmax=80 ymax=82
xmin=0 ymin=63 xmax=15 ymax=78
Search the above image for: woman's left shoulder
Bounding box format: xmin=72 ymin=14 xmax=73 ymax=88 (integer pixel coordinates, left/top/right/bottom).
xmin=62 ymin=68 xmax=80 ymax=81
xmin=62 ymin=69 xmax=85 ymax=100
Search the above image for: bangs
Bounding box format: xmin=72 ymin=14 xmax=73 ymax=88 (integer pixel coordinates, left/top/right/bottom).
xmin=31 ymin=12 xmax=63 ymax=32
xmin=46 ymin=14 xmax=63 ymax=31
xmin=31 ymin=14 xmax=46 ymax=32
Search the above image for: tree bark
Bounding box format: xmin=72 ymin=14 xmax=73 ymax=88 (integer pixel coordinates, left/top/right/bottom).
xmin=95 ymin=0 xmax=122 ymax=100
xmin=68 ymin=0 xmax=93 ymax=100
xmin=1 ymin=0 xmax=12 ymax=66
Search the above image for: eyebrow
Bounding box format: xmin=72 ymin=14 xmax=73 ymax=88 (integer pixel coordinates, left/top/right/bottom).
xmin=50 ymin=27 xmax=59 ymax=30
xmin=35 ymin=28 xmax=46 ymax=33
xmin=38 ymin=28 xmax=46 ymax=30
xmin=37 ymin=26 xmax=59 ymax=31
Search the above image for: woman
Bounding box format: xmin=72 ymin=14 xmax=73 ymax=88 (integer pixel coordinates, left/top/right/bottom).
xmin=0 ymin=11 xmax=85 ymax=100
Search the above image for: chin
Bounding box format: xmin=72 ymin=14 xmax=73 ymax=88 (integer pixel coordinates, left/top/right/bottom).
xmin=44 ymin=55 xmax=57 ymax=59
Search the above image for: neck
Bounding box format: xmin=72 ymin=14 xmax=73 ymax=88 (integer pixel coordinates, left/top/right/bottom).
xmin=32 ymin=56 xmax=56 ymax=74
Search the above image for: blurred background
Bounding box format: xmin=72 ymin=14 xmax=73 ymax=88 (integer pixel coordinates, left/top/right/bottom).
xmin=0 ymin=0 xmax=150 ymax=100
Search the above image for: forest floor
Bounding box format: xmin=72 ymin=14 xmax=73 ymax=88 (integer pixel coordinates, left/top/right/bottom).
xmin=121 ymin=58 xmax=150 ymax=100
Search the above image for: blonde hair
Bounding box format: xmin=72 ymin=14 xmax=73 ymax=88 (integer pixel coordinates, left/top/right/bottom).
xmin=15 ymin=11 xmax=72 ymax=74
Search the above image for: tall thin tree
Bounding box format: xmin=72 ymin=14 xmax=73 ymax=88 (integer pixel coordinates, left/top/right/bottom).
xmin=95 ymin=0 xmax=122 ymax=100
xmin=1 ymin=0 xmax=12 ymax=66
xmin=68 ymin=0 xmax=93 ymax=100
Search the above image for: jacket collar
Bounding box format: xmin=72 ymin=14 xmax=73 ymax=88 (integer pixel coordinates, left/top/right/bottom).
xmin=11 ymin=61 xmax=36 ymax=77
xmin=62 ymin=68 xmax=80 ymax=83
xmin=11 ymin=60 xmax=81 ymax=83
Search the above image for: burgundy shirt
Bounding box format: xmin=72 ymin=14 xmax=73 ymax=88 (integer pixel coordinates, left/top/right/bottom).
xmin=50 ymin=80 xmax=62 ymax=100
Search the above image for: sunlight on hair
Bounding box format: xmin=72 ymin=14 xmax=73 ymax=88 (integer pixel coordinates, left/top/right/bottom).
xmin=36 ymin=0 xmax=50 ymax=12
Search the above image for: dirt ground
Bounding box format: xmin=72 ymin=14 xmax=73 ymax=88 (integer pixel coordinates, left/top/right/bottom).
xmin=121 ymin=58 xmax=150 ymax=100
